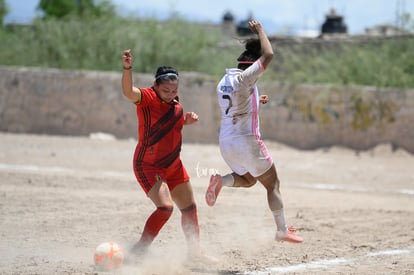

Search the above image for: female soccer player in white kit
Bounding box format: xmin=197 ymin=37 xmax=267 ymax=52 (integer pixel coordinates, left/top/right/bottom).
xmin=205 ymin=20 xmax=303 ymax=243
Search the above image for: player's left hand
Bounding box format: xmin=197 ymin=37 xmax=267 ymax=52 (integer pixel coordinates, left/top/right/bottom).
xmin=184 ymin=112 xmax=199 ymax=125
xmin=259 ymin=95 xmax=269 ymax=104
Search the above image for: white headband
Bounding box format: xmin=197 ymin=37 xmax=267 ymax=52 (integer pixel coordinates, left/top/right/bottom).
xmin=155 ymin=73 xmax=179 ymax=80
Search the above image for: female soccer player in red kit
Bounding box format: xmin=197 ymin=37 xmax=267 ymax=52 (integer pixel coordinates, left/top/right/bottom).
xmin=121 ymin=49 xmax=215 ymax=263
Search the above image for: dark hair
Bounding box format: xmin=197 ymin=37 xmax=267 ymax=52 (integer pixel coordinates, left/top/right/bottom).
xmin=154 ymin=66 xmax=179 ymax=85
xmin=237 ymin=38 xmax=261 ymax=70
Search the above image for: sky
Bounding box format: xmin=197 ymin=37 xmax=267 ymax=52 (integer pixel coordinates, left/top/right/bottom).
xmin=4 ymin=0 xmax=414 ymax=36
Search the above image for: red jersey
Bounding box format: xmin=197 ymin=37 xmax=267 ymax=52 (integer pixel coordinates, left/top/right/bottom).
xmin=134 ymin=87 xmax=184 ymax=168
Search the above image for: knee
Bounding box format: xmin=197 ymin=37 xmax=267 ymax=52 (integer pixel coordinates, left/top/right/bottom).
xmin=265 ymin=178 xmax=280 ymax=192
xmin=271 ymin=178 xmax=280 ymax=191
xmin=275 ymin=177 xmax=280 ymax=187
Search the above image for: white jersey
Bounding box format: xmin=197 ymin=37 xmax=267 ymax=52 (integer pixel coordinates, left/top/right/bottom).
xmin=217 ymin=60 xmax=265 ymax=140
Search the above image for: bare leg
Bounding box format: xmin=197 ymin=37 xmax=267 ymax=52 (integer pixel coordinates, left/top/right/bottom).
xmin=232 ymin=172 xmax=257 ymax=188
xmin=206 ymin=172 xmax=257 ymax=206
xmin=256 ymin=164 xmax=283 ymax=211
xmin=147 ymin=180 xmax=174 ymax=208
xmin=257 ymin=164 xmax=303 ymax=243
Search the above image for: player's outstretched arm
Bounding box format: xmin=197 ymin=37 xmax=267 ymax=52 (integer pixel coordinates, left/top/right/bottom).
xmin=121 ymin=49 xmax=141 ymax=104
xmin=248 ymin=21 xmax=273 ymax=69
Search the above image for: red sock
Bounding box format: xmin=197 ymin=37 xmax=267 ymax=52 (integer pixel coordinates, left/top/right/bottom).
xmin=139 ymin=206 xmax=173 ymax=247
xmin=180 ymin=203 xmax=200 ymax=250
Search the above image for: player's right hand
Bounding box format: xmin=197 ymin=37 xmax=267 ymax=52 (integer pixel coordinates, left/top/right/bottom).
xmin=248 ymin=20 xmax=263 ymax=34
xmin=122 ymin=49 xmax=133 ymax=68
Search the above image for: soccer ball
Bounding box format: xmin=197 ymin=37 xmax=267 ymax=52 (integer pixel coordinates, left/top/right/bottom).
xmin=94 ymin=241 xmax=123 ymax=271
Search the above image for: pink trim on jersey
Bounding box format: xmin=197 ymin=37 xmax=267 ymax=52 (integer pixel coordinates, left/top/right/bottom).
xmin=251 ymin=87 xmax=259 ymax=138
xmin=251 ymin=59 xmax=265 ymax=138
xmin=257 ymin=59 xmax=265 ymax=73
xmin=258 ymin=139 xmax=272 ymax=164
xmin=251 ymin=70 xmax=271 ymax=164
xmin=252 ymin=92 xmax=272 ymax=164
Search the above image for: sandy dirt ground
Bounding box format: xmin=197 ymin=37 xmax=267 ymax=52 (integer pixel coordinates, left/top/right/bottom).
xmin=0 ymin=132 xmax=413 ymax=275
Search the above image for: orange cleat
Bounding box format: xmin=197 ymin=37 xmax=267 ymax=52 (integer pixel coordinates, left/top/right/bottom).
xmin=205 ymin=174 xmax=222 ymax=207
xmin=275 ymin=226 xmax=303 ymax=243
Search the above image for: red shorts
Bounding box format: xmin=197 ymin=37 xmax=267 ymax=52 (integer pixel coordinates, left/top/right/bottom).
xmin=133 ymin=157 xmax=190 ymax=195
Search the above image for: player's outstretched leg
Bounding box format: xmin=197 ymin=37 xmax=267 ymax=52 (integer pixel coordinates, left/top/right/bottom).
xmin=205 ymin=174 xmax=223 ymax=206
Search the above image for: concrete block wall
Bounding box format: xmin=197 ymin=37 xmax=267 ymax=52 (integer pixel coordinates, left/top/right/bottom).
xmin=258 ymin=82 xmax=414 ymax=152
xmin=1 ymin=66 xmax=413 ymax=153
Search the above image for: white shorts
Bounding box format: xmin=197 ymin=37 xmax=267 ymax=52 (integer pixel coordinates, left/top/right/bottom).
xmin=219 ymin=135 xmax=273 ymax=177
